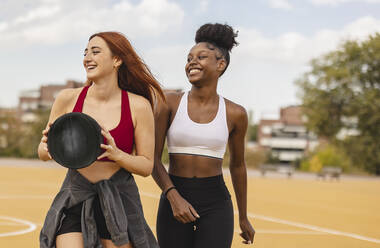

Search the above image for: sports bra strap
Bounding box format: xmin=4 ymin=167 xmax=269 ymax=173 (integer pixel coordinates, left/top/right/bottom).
xmin=72 ymin=86 xmax=90 ymax=112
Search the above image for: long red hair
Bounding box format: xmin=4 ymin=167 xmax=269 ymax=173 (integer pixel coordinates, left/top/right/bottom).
xmin=87 ymin=32 xmax=165 ymax=107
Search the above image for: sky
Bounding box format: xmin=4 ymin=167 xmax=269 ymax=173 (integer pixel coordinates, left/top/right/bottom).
xmin=1 ymin=0 xmax=380 ymax=122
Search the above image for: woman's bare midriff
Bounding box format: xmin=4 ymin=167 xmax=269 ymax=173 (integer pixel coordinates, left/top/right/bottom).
xmin=168 ymin=154 xmax=223 ymax=178
xmin=77 ymin=161 xmax=122 ymax=184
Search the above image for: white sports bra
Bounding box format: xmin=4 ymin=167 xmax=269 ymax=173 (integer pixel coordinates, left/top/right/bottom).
xmin=167 ymin=91 xmax=229 ymax=159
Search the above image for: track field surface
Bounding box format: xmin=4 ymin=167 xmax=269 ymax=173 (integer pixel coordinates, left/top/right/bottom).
xmin=0 ymin=159 xmax=379 ymax=248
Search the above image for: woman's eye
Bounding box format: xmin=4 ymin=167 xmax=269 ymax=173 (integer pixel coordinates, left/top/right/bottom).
xmin=83 ymin=51 xmax=100 ymax=57
xmin=199 ymin=56 xmax=207 ymax=59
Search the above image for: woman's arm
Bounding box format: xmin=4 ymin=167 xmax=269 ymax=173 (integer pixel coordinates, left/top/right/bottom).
xmin=99 ymin=95 xmax=155 ymax=177
xmin=151 ymin=96 xmax=173 ymax=190
xmin=228 ymin=103 xmax=255 ymax=244
xmin=151 ymin=95 xmax=200 ymax=223
xmin=38 ymin=89 xmax=75 ymax=161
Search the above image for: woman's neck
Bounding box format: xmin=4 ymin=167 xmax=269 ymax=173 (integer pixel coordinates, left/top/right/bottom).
xmin=89 ymin=75 xmax=120 ymax=102
xmin=190 ymin=83 xmax=218 ymax=104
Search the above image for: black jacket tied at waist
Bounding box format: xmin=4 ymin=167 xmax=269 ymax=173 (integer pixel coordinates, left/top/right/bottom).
xmin=40 ymin=168 xmax=159 ymax=248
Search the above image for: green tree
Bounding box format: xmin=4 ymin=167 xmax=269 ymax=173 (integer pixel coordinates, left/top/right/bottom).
xmin=0 ymin=112 xmax=23 ymax=157
xmin=300 ymin=144 xmax=351 ymax=172
xmin=247 ymin=124 xmax=258 ymax=141
xmin=0 ymin=109 xmax=50 ymax=158
xmin=19 ymin=109 xmax=50 ymax=158
xmin=296 ymin=33 xmax=380 ymax=174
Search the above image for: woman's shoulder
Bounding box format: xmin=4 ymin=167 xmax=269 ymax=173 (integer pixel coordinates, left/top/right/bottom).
xmin=48 ymin=87 xmax=84 ymax=119
xmin=54 ymin=87 xmax=83 ymax=107
xmin=127 ymin=91 xmax=152 ymax=111
xmin=165 ymin=90 xmax=184 ymax=100
xmin=223 ymin=97 xmax=248 ymax=121
xmin=165 ymin=91 xmax=184 ymax=109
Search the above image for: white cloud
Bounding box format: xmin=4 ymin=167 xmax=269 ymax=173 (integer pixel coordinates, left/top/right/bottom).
xmin=206 ymin=15 xmax=380 ymax=119
xmin=310 ymin=0 xmax=380 ymax=6
xmin=341 ymin=16 xmax=380 ymax=39
xmin=268 ymin=0 xmax=293 ymax=10
xmin=144 ymin=44 xmax=191 ymax=89
xmin=14 ymin=5 xmax=61 ymax=24
xmin=0 ymin=0 xmax=184 ymax=47
xmin=199 ymin=0 xmax=209 ymax=13
xmin=237 ymin=16 xmax=380 ymax=65
xmin=0 ymin=22 xmax=8 ymax=32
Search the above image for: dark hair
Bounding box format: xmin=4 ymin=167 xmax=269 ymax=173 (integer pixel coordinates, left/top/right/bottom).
xmin=87 ymin=32 xmax=165 ymax=108
xmin=195 ymin=23 xmax=238 ymax=75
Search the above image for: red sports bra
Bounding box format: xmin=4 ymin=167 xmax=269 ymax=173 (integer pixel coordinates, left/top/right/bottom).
xmin=72 ymin=85 xmax=134 ymax=161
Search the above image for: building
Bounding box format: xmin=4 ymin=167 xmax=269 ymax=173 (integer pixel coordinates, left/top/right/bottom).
xmin=258 ymin=106 xmax=318 ymax=163
xmin=18 ymin=80 xmax=83 ymax=122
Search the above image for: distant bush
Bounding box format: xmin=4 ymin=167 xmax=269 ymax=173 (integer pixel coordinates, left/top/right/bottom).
xmin=0 ymin=109 xmax=50 ymax=158
xmin=161 ymin=143 xmax=169 ymax=165
xmin=223 ymin=147 xmax=266 ymax=168
xmin=300 ymin=144 xmax=351 ymax=172
xmin=247 ymin=124 xmax=258 ymax=141
xmin=245 ymin=148 xmax=266 ymax=168
xmin=265 ymin=151 xmax=280 ymax=164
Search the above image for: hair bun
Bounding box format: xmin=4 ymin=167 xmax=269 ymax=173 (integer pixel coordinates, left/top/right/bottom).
xmin=195 ymin=23 xmax=238 ymax=52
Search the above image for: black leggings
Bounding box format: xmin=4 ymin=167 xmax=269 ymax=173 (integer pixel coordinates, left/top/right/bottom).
xmin=156 ymin=175 xmax=234 ymax=248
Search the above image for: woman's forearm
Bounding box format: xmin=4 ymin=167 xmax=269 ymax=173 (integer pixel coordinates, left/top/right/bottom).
xmin=115 ymin=151 xmax=153 ymax=177
xmin=152 ymin=160 xmax=174 ymax=191
xmin=230 ymin=163 xmax=248 ymax=220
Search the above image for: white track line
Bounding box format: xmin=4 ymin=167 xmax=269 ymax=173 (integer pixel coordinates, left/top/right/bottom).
xmin=0 ymin=222 xmax=25 ymax=226
xmin=254 ymin=230 xmax=325 ymax=235
xmin=0 ymin=216 xmax=36 ymax=237
xmin=0 ymin=195 xmax=53 ymax=199
xmin=139 ymin=191 xmax=380 ymax=244
xmin=233 ymin=229 xmax=324 ymax=235
xmin=248 ymin=213 xmax=380 ymax=244
xmin=2 ymin=192 xmax=379 ymax=243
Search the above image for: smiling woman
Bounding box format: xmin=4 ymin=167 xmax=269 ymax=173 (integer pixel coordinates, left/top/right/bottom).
xmin=152 ymin=23 xmax=255 ymax=248
xmin=38 ymin=31 xmax=164 ymax=248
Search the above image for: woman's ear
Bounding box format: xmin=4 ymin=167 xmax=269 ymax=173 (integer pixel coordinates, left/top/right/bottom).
xmin=217 ymin=58 xmax=227 ymax=73
xmin=113 ymin=57 xmax=122 ymax=68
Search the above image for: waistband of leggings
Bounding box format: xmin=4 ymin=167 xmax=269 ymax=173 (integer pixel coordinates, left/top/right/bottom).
xmin=169 ymin=174 xmax=225 ymax=189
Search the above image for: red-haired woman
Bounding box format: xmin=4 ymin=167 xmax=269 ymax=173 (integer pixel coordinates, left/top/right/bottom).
xmin=38 ymin=32 xmax=163 ymax=248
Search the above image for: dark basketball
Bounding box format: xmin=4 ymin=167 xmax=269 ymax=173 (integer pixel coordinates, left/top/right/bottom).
xmin=47 ymin=112 xmax=103 ymax=169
